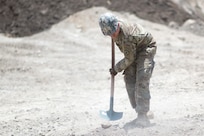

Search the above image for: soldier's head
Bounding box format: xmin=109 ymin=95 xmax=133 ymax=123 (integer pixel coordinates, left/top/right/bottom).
xmin=99 ymin=13 xmax=119 ymax=37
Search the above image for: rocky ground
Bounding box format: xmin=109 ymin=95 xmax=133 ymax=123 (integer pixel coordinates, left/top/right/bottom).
xmin=0 ymin=6 xmax=204 ymax=136
xmin=1 ymin=0 xmax=204 ymax=135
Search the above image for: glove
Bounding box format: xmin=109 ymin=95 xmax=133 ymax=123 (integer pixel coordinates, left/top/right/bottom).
xmin=109 ymin=68 xmax=117 ymax=76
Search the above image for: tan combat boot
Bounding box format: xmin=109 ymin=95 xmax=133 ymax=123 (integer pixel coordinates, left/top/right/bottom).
xmin=135 ymin=113 xmax=150 ymax=127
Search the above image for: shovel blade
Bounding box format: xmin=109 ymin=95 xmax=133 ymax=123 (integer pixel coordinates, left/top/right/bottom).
xmin=100 ymin=110 xmax=123 ymax=121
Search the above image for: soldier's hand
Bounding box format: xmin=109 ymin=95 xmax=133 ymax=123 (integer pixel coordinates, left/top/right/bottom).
xmin=109 ymin=68 xmax=117 ymax=76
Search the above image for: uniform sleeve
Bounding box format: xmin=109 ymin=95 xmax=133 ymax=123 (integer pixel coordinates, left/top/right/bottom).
xmin=132 ymin=33 xmax=153 ymax=45
xmin=114 ymin=44 xmax=135 ymax=72
xmin=114 ymin=33 xmax=153 ymax=73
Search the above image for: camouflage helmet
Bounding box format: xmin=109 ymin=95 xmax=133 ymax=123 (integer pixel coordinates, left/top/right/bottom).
xmin=99 ymin=13 xmax=118 ymax=36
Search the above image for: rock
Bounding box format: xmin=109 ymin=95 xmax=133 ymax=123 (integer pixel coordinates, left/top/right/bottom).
xmin=147 ymin=111 xmax=154 ymax=119
xmin=101 ymin=123 xmax=112 ymax=129
xmin=168 ymin=21 xmax=179 ymax=29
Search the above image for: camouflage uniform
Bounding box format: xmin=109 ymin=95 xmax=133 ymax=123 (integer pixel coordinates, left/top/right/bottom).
xmin=114 ymin=21 xmax=157 ymax=114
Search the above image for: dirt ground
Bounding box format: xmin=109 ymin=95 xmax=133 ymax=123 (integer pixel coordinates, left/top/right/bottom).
xmin=0 ymin=7 xmax=204 ymax=136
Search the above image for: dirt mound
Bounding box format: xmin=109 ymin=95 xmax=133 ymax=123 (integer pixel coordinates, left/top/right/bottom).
xmin=172 ymin=0 xmax=204 ymax=20
xmin=0 ymin=0 xmax=193 ymax=37
xmin=180 ymin=19 xmax=204 ymax=36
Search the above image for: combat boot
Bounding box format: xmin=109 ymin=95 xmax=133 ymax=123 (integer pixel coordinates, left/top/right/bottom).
xmin=135 ymin=112 xmax=150 ymax=127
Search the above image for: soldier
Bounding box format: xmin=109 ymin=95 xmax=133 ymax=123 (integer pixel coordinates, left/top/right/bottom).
xmin=99 ymin=13 xmax=157 ymax=127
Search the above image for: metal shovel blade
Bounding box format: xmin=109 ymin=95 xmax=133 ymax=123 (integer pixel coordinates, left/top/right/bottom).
xmin=100 ymin=97 xmax=123 ymax=121
xmin=100 ymin=109 xmax=123 ymax=121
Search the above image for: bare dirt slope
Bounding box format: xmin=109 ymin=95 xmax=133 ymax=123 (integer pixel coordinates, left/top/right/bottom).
xmin=0 ymin=7 xmax=204 ymax=136
xmin=172 ymin=0 xmax=204 ymax=20
xmin=0 ymin=0 xmax=193 ymax=37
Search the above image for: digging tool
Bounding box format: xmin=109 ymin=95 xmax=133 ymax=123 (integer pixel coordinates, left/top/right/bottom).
xmin=100 ymin=38 xmax=123 ymax=121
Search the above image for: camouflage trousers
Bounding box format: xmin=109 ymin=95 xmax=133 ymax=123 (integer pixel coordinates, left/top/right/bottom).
xmin=123 ymin=44 xmax=156 ymax=114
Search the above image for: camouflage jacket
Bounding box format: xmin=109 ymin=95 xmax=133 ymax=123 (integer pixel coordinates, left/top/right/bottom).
xmin=114 ymin=21 xmax=156 ymax=72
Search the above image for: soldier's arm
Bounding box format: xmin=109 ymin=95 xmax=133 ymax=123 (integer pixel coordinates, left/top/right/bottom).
xmin=114 ymin=45 xmax=135 ymax=72
xmin=132 ymin=33 xmax=153 ymax=45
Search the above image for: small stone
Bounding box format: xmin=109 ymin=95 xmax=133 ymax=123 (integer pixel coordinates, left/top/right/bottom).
xmin=101 ymin=123 xmax=112 ymax=129
xmin=147 ymin=111 xmax=154 ymax=119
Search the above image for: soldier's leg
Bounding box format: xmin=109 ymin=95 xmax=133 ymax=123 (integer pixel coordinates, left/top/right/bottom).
xmin=135 ymin=45 xmax=156 ymax=115
xmin=135 ymin=57 xmax=154 ymax=114
xmin=134 ymin=47 xmax=156 ymax=127
xmin=124 ymin=62 xmax=137 ymax=109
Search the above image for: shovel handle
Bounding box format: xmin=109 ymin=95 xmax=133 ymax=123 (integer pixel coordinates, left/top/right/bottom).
xmin=111 ymin=38 xmax=115 ymax=98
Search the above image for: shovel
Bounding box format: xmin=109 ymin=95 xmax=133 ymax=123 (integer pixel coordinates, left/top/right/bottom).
xmin=100 ymin=38 xmax=123 ymax=121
